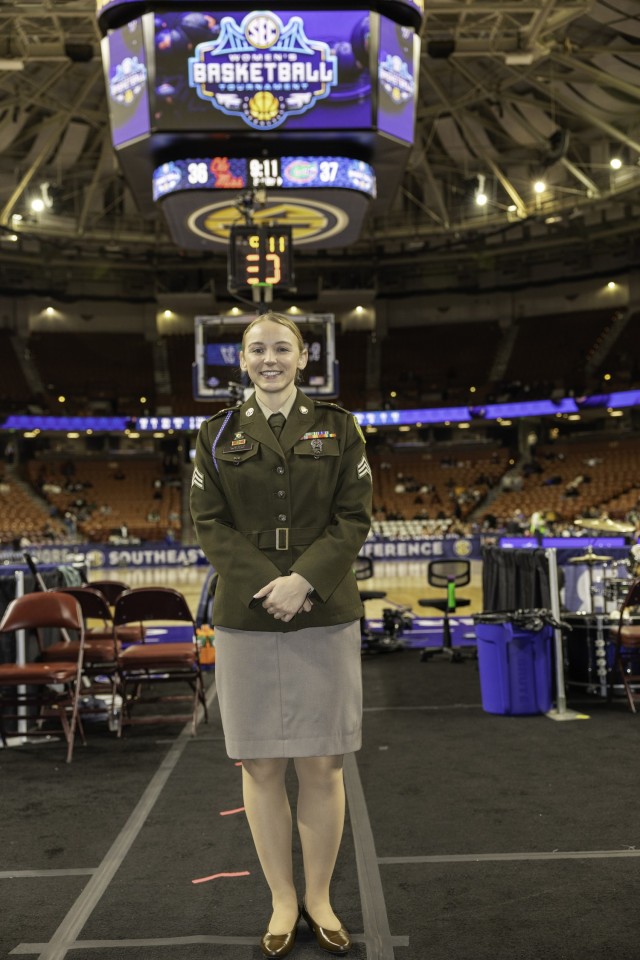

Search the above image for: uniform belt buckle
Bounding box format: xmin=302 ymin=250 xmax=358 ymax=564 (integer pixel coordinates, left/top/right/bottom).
xmin=275 ymin=527 xmax=289 ymax=551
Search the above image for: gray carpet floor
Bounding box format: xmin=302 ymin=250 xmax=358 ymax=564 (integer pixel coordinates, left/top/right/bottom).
xmin=1 ymin=650 xmax=638 ymax=960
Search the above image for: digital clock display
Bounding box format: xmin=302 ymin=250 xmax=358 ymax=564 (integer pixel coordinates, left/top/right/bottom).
xmin=228 ymin=225 xmax=294 ymax=291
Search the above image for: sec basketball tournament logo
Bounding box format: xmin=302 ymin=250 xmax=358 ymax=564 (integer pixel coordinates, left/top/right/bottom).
xmin=453 ymin=539 xmax=472 ymax=558
xmin=188 ymin=11 xmax=338 ymax=129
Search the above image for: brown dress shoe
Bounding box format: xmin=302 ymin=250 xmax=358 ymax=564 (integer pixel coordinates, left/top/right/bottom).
xmin=300 ymin=902 xmax=352 ymax=955
xmin=260 ymin=911 xmax=300 ymax=958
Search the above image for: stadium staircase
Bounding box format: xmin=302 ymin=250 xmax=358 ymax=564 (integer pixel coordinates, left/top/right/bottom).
xmin=487 ymin=323 xmax=519 ymax=383
xmin=153 ymin=338 xmax=173 ymax=401
xmin=11 ymin=333 xmax=46 ymax=399
xmin=584 ymin=307 xmax=630 ymax=376
xmin=468 ymin=459 xmax=523 ymax=521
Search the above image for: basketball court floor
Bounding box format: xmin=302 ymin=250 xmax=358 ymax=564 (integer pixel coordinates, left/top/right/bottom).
xmin=91 ymin=559 xmax=485 ymax=634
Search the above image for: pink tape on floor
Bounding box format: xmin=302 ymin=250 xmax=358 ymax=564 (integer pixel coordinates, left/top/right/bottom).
xmin=234 ymin=761 xmax=242 ymax=766
xmin=219 ymin=806 xmax=245 ymax=816
xmin=192 ymin=870 xmax=250 ymax=885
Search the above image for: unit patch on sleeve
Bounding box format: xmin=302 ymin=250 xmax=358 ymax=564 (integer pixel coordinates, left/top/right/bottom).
xmin=191 ymin=466 xmax=205 ymax=490
xmin=357 ymin=455 xmax=372 ymax=481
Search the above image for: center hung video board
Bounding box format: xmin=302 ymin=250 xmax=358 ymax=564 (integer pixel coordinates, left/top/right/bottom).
xmin=99 ymin=3 xmax=420 ymax=250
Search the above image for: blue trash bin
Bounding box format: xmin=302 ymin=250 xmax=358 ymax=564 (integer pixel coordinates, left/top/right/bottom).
xmin=474 ymin=616 xmax=553 ymax=716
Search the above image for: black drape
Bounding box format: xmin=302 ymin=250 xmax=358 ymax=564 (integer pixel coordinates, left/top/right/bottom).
xmin=482 ymin=546 xmax=553 ymax=612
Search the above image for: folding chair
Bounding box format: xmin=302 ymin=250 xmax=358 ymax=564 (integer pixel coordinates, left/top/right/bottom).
xmin=0 ymin=591 xmax=86 ymax=762
xmin=610 ymin=577 xmax=640 ymax=713
xmin=113 ymin=587 xmax=208 ymax=736
xmin=44 ymin=587 xmax=120 ymax=725
xmin=88 ymin=580 xmax=144 ymax=644
xmin=89 ymin=580 xmax=129 ymax=606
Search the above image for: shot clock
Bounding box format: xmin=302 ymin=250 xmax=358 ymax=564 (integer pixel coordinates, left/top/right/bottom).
xmin=228 ymin=225 xmax=294 ymax=292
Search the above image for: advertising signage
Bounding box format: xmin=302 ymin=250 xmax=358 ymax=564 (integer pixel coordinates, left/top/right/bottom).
xmin=153 ymin=10 xmax=373 ymax=132
xmin=102 ymin=17 xmax=151 ymax=147
xmin=377 ymin=15 xmax=418 ymax=144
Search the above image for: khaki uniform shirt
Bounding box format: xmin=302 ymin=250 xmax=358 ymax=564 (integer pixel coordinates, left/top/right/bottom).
xmin=190 ymin=389 xmax=372 ymax=632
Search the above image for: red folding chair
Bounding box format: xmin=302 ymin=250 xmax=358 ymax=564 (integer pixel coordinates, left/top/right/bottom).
xmin=113 ymin=587 xmax=208 ymax=736
xmin=44 ymin=587 xmax=121 ymax=726
xmin=0 ymin=591 xmax=86 ymax=762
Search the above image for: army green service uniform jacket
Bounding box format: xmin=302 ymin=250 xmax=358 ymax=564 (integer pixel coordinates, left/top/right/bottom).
xmin=190 ymin=389 xmax=372 ymax=632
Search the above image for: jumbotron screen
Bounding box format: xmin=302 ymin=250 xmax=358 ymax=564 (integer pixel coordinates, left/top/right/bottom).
xmin=153 ymin=10 xmax=373 ymax=133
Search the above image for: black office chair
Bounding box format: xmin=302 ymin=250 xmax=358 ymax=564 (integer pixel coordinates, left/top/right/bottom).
xmin=354 ymin=556 xmax=386 ymax=603
xmin=354 ymin=556 xmax=386 ymax=647
xmin=419 ymin=559 xmax=472 ymax=662
xmin=354 ymin=556 xmax=412 ymax=653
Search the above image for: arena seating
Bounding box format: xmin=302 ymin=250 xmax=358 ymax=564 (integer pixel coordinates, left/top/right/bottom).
xmin=501 ymin=309 xmax=615 ymax=396
xmin=368 ymin=444 xmax=508 ymax=522
xmin=595 ymin=310 xmax=640 ymax=388
xmin=28 ymin=332 xmax=156 ymax=412
xmin=25 ymin=458 xmax=181 ymax=542
xmin=334 ymin=329 xmax=369 ymax=411
xmin=163 ymin=332 xmax=201 ymax=414
xmin=0 ymin=331 xmax=33 ymax=411
xmin=489 ymin=436 xmax=640 ymax=524
xmin=0 ymin=477 xmax=65 ymax=545
xmin=379 ymin=321 xmax=502 ymax=403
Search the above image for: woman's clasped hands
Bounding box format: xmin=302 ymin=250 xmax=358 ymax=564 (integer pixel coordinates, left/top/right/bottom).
xmin=253 ymin=571 xmax=314 ymax=622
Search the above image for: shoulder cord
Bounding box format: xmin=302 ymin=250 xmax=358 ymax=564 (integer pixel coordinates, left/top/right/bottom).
xmin=211 ymin=410 xmax=234 ymax=474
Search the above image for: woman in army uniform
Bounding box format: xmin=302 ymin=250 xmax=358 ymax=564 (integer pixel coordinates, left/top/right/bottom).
xmin=190 ymin=312 xmax=372 ymax=958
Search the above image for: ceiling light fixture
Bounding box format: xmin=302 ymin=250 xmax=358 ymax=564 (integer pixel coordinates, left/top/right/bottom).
xmin=504 ymin=51 xmax=536 ymax=66
xmin=0 ymin=58 xmax=25 ymax=71
xmin=475 ymin=173 xmax=487 ymax=206
xmin=610 ymin=157 xmax=622 ymax=170
xmin=534 ymin=180 xmax=546 ymax=194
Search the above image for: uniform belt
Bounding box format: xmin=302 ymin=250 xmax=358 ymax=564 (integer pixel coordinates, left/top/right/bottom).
xmin=244 ymin=527 xmax=325 ymax=551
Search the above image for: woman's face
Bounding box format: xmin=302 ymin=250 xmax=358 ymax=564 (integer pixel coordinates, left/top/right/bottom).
xmin=240 ymin=320 xmax=307 ymax=397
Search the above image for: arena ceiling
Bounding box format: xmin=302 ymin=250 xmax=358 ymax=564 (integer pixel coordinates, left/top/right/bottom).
xmin=1 ymin=0 xmax=640 ymax=300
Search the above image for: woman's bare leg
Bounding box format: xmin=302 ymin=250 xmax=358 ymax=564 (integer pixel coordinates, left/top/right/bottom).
xmin=242 ymin=758 xmax=299 ymax=934
xmin=294 ymin=754 xmax=345 ymax=928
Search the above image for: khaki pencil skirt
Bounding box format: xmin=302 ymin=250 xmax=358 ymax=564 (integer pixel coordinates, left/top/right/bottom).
xmin=212 ymin=620 xmax=362 ymax=759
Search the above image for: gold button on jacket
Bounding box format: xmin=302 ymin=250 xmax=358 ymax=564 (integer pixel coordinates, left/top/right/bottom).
xmin=190 ymin=389 xmax=372 ymax=632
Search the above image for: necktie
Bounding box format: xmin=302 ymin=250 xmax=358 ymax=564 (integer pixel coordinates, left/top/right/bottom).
xmin=268 ymin=412 xmax=286 ymax=440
